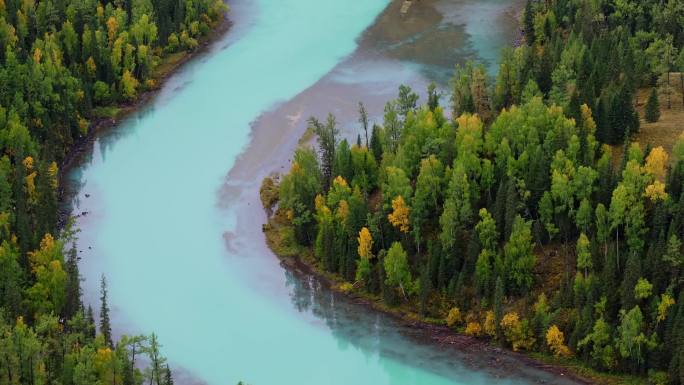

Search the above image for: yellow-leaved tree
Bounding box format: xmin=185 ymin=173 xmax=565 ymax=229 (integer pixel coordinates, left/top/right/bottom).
xmin=388 ymin=195 xmax=410 ymax=233
xmin=483 ymin=310 xmax=497 ymax=337
xmin=355 ymin=227 xmax=374 ymax=285
xmin=121 ymin=70 xmax=139 ymax=100
xmin=357 ymin=227 xmax=373 ymax=260
xmin=645 ymin=181 xmax=668 ymax=202
xmin=657 ymin=293 xmax=675 ymax=323
xmin=26 ymin=234 xmax=67 ymax=317
xmin=446 ymin=307 xmax=462 ymax=328
xmin=500 ymin=312 xmax=535 ymax=351
xmin=464 ymin=322 xmax=482 ymax=337
xmin=546 ymin=325 xmax=572 ymax=358
xmin=644 ymin=146 xmax=668 ymax=181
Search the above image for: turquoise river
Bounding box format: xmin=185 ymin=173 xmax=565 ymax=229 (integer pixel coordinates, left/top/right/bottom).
xmin=68 ymin=0 xmax=585 ymax=384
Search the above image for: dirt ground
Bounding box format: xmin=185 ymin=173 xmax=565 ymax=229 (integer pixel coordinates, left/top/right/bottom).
xmin=634 ymin=72 xmax=684 ymax=156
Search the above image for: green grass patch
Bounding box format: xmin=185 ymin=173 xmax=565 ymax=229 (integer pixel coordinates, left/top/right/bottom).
xmin=528 ymin=352 xmax=644 ymax=385
xmin=90 ymin=106 xmax=121 ymax=119
xmin=263 ymin=211 xmax=306 ymax=259
xmin=153 ymin=51 xmax=188 ymax=79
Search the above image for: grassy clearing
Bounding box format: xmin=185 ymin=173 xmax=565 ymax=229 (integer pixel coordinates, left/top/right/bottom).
xmin=612 ymin=73 xmax=684 ymax=163
xmin=152 ymin=51 xmax=189 ymax=81
xmin=528 ymin=353 xmax=645 ymax=385
xmin=90 ymin=106 xmax=122 ymax=119
xmin=634 ymin=73 xmax=684 ymax=156
xmin=262 ymin=210 xmax=310 ymax=259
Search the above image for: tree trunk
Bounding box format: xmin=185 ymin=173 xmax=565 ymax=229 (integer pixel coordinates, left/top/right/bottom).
xmin=616 ymin=228 xmax=620 ymax=271
xmin=668 ymin=72 xmax=672 ymax=109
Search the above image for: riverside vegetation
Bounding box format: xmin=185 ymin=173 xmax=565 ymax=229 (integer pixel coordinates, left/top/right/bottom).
xmin=0 ymin=0 xmax=226 ymax=382
xmin=262 ymin=0 xmax=684 ymax=383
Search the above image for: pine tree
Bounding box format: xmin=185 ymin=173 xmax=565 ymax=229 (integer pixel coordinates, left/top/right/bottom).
xmin=493 ymin=178 xmax=508 ymax=240
xmin=504 ymin=180 xmax=519 ymax=240
xmin=164 ymin=364 xmax=174 ymax=385
xmin=645 ymin=87 xmax=660 ymax=123
xmin=13 ymin=150 xmax=31 ymax=259
xmin=100 ymin=274 xmax=113 ymax=347
xmin=35 ymin=161 xmax=57 ymax=238
xmin=358 ymin=102 xmax=369 ymax=147
xmin=397 ymin=84 xmax=419 ymax=119
xmin=147 ymin=333 xmax=167 ymax=385
xmin=595 ymin=96 xmax=611 ymax=144
xmin=427 ymin=82 xmax=440 ymax=111
xmin=64 ymin=242 xmax=82 ymax=320
xmin=86 ymin=305 xmax=97 ymax=340
xmin=369 ymin=124 xmax=383 ymax=163
xmin=310 ymin=114 xmax=339 ymax=191
xmin=537 ymin=46 xmax=553 ymax=95
xmin=621 ymin=252 xmax=642 ymax=311
xmin=523 ymin=0 xmax=535 ymax=46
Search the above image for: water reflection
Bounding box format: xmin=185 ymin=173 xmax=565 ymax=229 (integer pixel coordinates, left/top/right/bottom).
xmin=283 ymin=268 xmax=581 ymax=385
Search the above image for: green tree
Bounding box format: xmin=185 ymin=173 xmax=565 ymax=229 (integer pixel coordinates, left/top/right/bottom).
xmin=427 ymin=82 xmax=440 ymax=111
xmin=411 ymin=156 xmax=444 ymax=251
xmin=279 ymin=148 xmax=322 ymax=245
xmin=26 ymin=234 xmax=67 ymax=317
xmin=595 ymin=203 xmax=610 ymax=258
xmin=100 ymin=274 xmax=113 ymax=348
xmin=645 ymin=87 xmax=660 ymax=123
xmin=616 ymin=306 xmax=654 ymax=365
xmin=145 ymin=333 xmax=167 ymax=385
xmin=476 ymin=208 xmax=499 ymax=251
xmin=358 ymin=102 xmax=369 ymax=147
xmin=310 ymin=115 xmax=339 ymax=191
xmin=384 ymin=242 xmax=412 ymax=299
xmin=576 ymin=233 xmax=592 ymax=278
xmin=578 ymin=317 xmax=616 ymax=370
xmin=439 ymin=165 xmax=471 ymax=253
xmin=397 ymin=84 xmax=419 ymax=119
xmin=475 ymin=249 xmax=494 ymax=298
xmin=369 ymin=124 xmax=384 ymax=162
xmin=504 ymin=216 xmax=536 ymax=293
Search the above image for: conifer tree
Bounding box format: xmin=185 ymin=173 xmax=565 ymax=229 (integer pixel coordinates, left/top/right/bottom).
xmin=87 ymin=305 xmax=97 ymax=339
xmin=427 ymin=82 xmax=440 ymax=111
xmin=523 ymin=0 xmax=535 ymax=46
xmin=358 ymin=102 xmax=369 ymax=147
xmin=310 ymin=114 xmax=339 ymax=191
xmin=397 ymin=85 xmax=419 ymax=119
xmin=164 ymin=364 xmax=174 ymax=385
xmin=370 ymin=125 xmax=383 ymax=163
xmin=64 ymin=242 xmax=82 ymax=320
xmin=645 ymin=87 xmax=660 ymax=123
xmin=100 ymin=274 xmax=113 ymax=347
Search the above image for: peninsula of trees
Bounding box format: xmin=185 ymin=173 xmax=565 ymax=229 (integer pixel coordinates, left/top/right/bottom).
xmin=264 ymin=0 xmax=684 ymax=382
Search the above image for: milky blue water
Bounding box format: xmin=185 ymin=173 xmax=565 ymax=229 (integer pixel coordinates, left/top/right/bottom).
xmin=69 ymin=1 xmax=579 ymax=384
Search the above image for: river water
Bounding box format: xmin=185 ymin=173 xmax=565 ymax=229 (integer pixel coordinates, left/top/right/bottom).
xmin=68 ymin=1 xmax=583 ymax=384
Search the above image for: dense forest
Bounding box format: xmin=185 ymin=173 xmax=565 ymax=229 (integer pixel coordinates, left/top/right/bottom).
xmin=0 ymin=0 xmax=225 ymax=381
xmin=264 ymin=0 xmax=684 ymax=382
